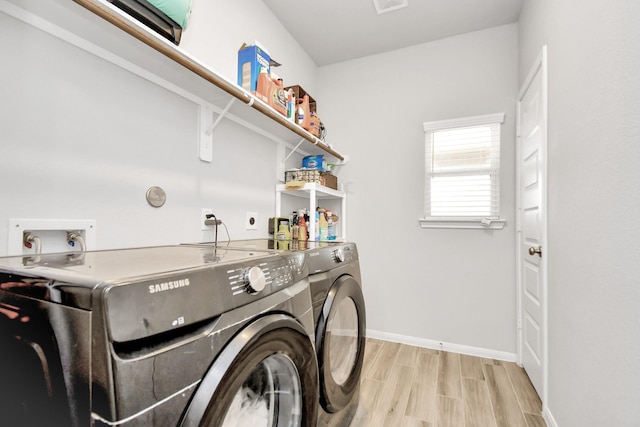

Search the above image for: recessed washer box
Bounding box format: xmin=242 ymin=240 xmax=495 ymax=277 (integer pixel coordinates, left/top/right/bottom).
xmin=7 ymin=219 xmax=97 ymax=256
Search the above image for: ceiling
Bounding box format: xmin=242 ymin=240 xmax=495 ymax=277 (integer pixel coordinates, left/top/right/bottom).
xmin=262 ymin=0 xmax=524 ymax=66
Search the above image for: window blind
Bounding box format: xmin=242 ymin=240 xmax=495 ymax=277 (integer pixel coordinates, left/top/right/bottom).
xmin=423 ymin=114 xmax=503 ymax=220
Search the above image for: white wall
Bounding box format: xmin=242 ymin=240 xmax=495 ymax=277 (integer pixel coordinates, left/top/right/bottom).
xmin=0 ymin=1 xmax=315 ymax=256
xmin=519 ymin=1 xmax=640 ymax=425
xmin=181 ymin=0 xmax=318 ymax=94
xmin=318 ymin=24 xmax=519 ymax=355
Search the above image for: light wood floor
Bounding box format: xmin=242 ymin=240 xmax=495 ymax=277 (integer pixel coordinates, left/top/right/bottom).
xmin=350 ymin=338 xmax=547 ymax=427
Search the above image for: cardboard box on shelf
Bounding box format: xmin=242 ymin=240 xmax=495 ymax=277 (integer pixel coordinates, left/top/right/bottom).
xmin=237 ymin=42 xmax=270 ymax=92
xmin=284 ymin=85 xmax=317 ymax=113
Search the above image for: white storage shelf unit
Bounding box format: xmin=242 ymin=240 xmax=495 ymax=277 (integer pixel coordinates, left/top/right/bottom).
xmin=275 ymin=183 xmax=347 ymax=241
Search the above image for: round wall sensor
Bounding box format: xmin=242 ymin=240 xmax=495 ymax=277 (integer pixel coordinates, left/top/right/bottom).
xmin=146 ymin=186 xmax=166 ymax=208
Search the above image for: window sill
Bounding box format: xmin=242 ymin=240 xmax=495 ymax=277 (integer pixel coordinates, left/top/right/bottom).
xmin=418 ymin=218 xmax=506 ymax=230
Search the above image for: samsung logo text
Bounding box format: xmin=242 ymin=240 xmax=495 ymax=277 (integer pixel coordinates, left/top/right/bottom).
xmin=148 ymin=278 xmax=190 ymax=294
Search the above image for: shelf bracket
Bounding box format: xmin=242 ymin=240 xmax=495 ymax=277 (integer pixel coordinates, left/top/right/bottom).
xmin=333 ymin=154 xmax=350 ymax=166
xmin=206 ymin=98 xmax=236 ymax=135
xmin=276 ymin=138 xmax=305 ymax=182
xmin=199 ymin=98 xmax=235 ymax=162
xmin=283 ymin=139 xmax=306 ymax=163
xmin=198 ymin=104 xmax=213 ymax=162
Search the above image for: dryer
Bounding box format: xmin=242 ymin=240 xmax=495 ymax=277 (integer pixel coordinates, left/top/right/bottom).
xmin=221 ymin=239 xmax=367 ymax=427
xmin=305 ymin=242 xmax=366 ymax=427
xmin=0 ymin=245 xmax=318 ymax=427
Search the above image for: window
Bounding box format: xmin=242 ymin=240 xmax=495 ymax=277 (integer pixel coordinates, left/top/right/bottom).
xmin=420 ymin=113 xmax=505 ymax=229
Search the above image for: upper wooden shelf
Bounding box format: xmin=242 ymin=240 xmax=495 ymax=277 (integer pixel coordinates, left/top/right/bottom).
xmin=3 ymin=0 xmax=345 ymax=161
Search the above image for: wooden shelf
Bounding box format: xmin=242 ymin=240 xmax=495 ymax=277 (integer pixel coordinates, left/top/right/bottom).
xmin=2 ymin=0 xmax=345 ymax=161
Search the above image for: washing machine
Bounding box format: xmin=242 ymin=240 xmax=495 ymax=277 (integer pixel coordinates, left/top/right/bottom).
xmin=0 ymin=245 xmax=318 ymax=427
xmin=221 ymin=239 xmax=367 ymax=427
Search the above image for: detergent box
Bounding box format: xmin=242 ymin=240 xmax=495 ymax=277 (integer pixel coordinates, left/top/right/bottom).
xmin=237 ymin=42 xmax=271 ymax=92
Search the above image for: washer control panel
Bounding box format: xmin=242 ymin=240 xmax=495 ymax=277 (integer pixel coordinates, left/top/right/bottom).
xmin=103 ymin=248 xmax=307 ymax=342
xmin=307 ymin=243 xmax=358 ymax=274
xmin=226 ymin=251 xmax=306 ymax=298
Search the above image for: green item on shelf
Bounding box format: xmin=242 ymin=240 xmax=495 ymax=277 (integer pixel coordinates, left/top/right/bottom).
xmin=147 ymin=0 xmax=192 ymax=28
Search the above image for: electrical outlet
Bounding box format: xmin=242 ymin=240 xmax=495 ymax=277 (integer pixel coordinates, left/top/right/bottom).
xmin=201 ymin=209 xmax=219 ymax=231
xmin=246 ymin=212 xmax=258 ymax=230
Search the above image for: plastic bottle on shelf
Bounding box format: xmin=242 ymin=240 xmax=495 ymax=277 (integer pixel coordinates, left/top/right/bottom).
xmin=291 ymin=211 xmax=300 ymax=237
xmin=297 ymin=95 xmax=311 ymax=130
xmin=326 ymin=210 xmax=336 ymax=240
xmin=298 ymin=210 xmax=307 ymax=241
xmin=287 ymin=89 xmax=296 ymax=123
xmin=313 ymin=210 xmax=320 ymax=240
xmin=318 ymin=209 xmax=328 ymax=241
xmin=256 ymin=70 xmax=287 ymax=116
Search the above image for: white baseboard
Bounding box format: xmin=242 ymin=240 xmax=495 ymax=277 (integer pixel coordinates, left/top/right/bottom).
xmin=366 ymin=329 xmax=517 ymax=363
xmin=542 ymin=406 xmax=559 ymax=427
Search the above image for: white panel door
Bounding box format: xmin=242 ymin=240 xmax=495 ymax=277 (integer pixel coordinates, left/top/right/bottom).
xmin=517 ymin=47 xmax=547 ymax=399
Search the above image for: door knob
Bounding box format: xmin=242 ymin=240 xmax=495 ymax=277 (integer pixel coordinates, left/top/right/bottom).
xmin=528 ymin=246 xmax=542 ymax=257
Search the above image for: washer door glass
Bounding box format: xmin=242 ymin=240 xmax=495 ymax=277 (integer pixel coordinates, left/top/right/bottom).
xmin=220 ymin=354 xmax=301 ymax=427
xmin=327 ymin=297 xmax=359 ymax=385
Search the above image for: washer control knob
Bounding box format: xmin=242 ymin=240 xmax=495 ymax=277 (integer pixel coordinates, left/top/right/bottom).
xmin=242 ymin=266 xmax=266 ymax=294
xmin=332 ymin=248 xmax=345 ymax=263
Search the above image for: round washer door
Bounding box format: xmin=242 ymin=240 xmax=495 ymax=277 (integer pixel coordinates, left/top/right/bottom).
xmin=180 ymin=314 xmax=318 ymax=427
xmin=316 ymin=275 xmax=366 ymax=413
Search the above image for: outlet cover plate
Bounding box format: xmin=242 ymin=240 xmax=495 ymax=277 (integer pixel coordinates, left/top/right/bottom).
xmin=246 ymin=212 xmax=258 ymax=230
xmin=201 ymin=208 xmax=214 ymax=231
